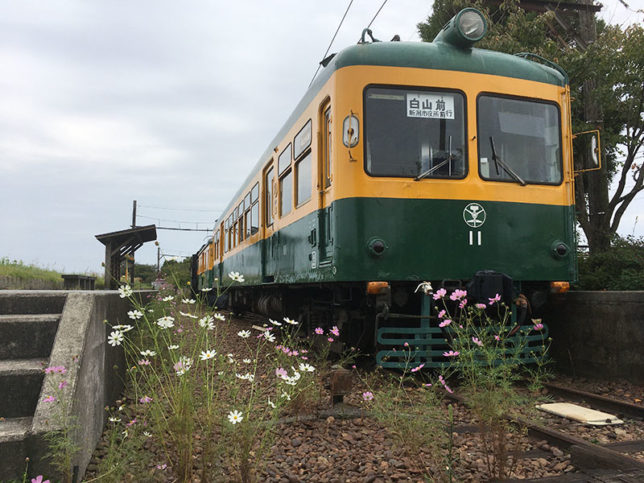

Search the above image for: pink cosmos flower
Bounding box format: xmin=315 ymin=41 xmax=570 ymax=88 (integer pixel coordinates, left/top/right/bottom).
xmin=475 ymin=303 xmax=487 ymax=309
xmin=532 ymin=323 xmax=544 ymax=331
xmin=138 ymin=359 xmax=151 ymax=365
xmin=351 ymin=365 xmax=356 ymax=369
xmin=31 ymin=476 xmax=50 ymax=483
xmin=443 ymin=350 xmax=460 ymax=357
xmin=438 ymin=375 xmax=454 ymax=394
xmin=275 ymin=367 xmax=288 ymax=378
xmin=404 ymin=342 xmax=409 ymax=347
xmin=314 ymin=327 xmax=324 ymax=335
xmin=439 ymin=319 xmax=452 ymax=328
xmin=411 ymin=363 xmax=425 ymax=373
xmin=449 ymin=289 xmax=467 ymax=301
xmin=327 ymin=337 xmax=334 ymax=343
xmin=438 ymin=309 xmax=446 ymax=319
xmin=156 ymin=464 xmax=167 ymax=470
xmin=459 ymin=299 xmax=468 ymax=309
xmin=472 ymin=337 xmax=483 ymax=347
xmin=362 ymin=391 xmax=374 ymax=401
xmin=126 ymin=418 xmax=137 ymax=427
xmin=433 ymin=288 xmax=447 ymax=300
xmin=44 ymin=366 xmax=67 ymax=374
xmin=489 ymin=293 xmax=501 ymax=305
xmin=494 ymin=335 xmax=501 ymax=341
xmin=139 ymin=396 xmax=153 ymax=404
xmin=43 ymin=395 xmax=56 ymax=403
xmin=301 ymin=356 xmax=308 ymax=360
xmin=58 ymin=380 xmax=68 ymax=390
xmin=330 ymin=326 xmax=340 ymax=337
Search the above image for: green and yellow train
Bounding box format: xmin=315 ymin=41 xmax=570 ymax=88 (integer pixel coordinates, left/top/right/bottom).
xmin=192 ymin=9 xmax=578 ymax=366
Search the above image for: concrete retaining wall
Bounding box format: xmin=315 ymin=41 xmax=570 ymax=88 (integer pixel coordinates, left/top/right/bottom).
xmin=548 ymin=291 xmax=644 ymax=383
xmin=28 ymin=291 xmax=131 ymax=481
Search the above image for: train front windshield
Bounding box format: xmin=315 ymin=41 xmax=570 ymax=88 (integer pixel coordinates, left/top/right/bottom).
xmin=364 ymin=87 xmax=466 ymax=179
xmin=477 ymin=95 xmax=563 ymax=185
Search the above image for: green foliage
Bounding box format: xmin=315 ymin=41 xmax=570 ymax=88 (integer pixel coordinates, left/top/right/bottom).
xmin=577 ymin=235 xmax=644 ymax=290
xmin=132 ymin=263 xmax=158 ymax=285
xmin=160 ymin=258 xmax=191 ymax=287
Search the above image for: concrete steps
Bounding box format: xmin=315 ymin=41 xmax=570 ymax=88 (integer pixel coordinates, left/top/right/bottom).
xmin=0 ymin=358 xmax=48 ymax=418
xmin=0 ymin=292 xmax=66 ymax=479
xmin=0 ymin=314 xmax=60 ymax=359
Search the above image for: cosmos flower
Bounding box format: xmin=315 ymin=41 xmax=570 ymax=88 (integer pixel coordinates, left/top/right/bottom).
xmin=433 ymin=288 xmax=447 ymax=300
xmin=108 ymin=331 xmax=124 ymax=346
xmin=127 ymin=310 xmax=144 ymax=320
xmin=156 ymin=316 xmax=175 ymax=329
xmin=229 ymin=272 xmax=245 ymax=283
xmin=237 ymin=330 xmax=251 ymax=338
xmin=118 ymin=285 xmax=133 ymax=298
xmin=314 ymin=327 xmax=324 ymax=335
xmin=200 ymin=350 xmax=217 ymax=360
xmin=283 ymin=317 xmax=298 ymax=325
xmin=140 ymin=350 xmax=157 ymax=357
xmin=228 ymin=409 xmax=243 ymax=425
xmin=439 ymin=319 xmax=452 ymax=328
xmin=443 ymin=351 xmax=460 ymax=357
xmin=362 ymin=391 xmax=374 ymax=401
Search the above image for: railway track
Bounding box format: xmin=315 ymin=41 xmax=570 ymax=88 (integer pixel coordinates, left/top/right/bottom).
xmin=445 ymin=385 xmax=644 ymax=482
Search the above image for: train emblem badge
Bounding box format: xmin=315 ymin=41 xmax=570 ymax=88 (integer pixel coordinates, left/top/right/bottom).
xmin=463 ymin=203 xmax=486 ymax=228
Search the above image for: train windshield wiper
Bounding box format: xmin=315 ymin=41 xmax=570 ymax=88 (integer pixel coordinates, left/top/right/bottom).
xmin=489 ymin=137 xmax=526 ymax=186
xmin=415 ymin=136 xmax=453 ymax=181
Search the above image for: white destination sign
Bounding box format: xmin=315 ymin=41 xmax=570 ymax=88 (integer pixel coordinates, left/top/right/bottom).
xmin=406 ymin=93 xmax=455 ymax=119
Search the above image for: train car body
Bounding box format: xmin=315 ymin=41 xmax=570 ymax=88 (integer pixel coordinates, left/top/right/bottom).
xmin=193 ymin=10 xmax=576 ymax=366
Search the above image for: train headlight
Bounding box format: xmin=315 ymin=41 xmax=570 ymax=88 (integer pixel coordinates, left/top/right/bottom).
xmin=433 ymin=8 xmax=487 ymax=49
xmin=458 ymin=10 xmax=486 ymax=41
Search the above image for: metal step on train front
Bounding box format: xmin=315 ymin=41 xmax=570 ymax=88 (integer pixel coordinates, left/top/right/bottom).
xmin=375 ymin=312 xmax=549 ymax=369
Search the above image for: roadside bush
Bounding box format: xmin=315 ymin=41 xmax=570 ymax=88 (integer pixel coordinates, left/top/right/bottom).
xmin=577 ymin=235 xmax=644 ymax=290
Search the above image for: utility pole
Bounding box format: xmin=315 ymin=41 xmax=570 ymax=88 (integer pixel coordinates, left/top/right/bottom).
xmin=577 ymin=0 xmax=609 ymax=253
xmin=130 ymin=200 xmax=137 ymax=285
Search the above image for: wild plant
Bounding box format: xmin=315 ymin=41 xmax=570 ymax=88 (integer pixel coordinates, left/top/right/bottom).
xmin=39 ymin=364 xmax=80 ymax=483
xmin=99 ymin=273 xmax=324 ymax=482
xmin=433 ymin=287 xmax=550 ymax=479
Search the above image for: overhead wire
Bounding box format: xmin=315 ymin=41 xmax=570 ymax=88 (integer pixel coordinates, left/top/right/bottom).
xmin=365 ymin=0 xmax=390 ymax=32
xmin=309 ymin=0 xmax=355 ymax=88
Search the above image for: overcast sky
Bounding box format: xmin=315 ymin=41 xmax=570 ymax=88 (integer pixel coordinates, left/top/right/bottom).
xmin=1 ymin=0 xmax=641 ymax=274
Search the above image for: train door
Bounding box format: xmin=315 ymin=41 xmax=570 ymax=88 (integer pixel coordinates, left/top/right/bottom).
xmin=261 ymin=160 xmax=276 ymax=282
xmin=318 ymin=101 xmax=333 ymax=266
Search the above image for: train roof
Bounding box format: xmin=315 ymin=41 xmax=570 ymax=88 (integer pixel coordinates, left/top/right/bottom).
xmin=219 ymin=40 xmax=567 ymax=219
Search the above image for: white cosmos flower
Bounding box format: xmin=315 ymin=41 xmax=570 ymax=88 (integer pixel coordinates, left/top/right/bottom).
xmin=199 ymin=315 xmax=215 ymax=329
xmin=269 ymin=318 xmax=282 ymax=326
xmin=214 ymin=313 xmax=226 ymax=321
xmin=182 ymin=298 xmax=196 ymax=304
xmin=127 ymin=310 xmax=143 ymax=320
xmin=112 ymin=324 xmax=134 ymax=332
xmin=243 ymin=359 xmax=251 ymax=364
xmin=156 ymin=316 xmax=175 ymax=329
xmin=200 ymin=349 xmax=217 ymax=361
xmin=144 ymin=431 xmax=152 ymax=437
xmin=108 ymin=417 xmax=121 ymax=423
xmin=108 ymin=331 xmax=124 ymax=346
xmin=268 ymin=399 xmax=276 ymax=409
xmin=263 ymin=332 xmax=276 ymax=343
xmin=162 ymin=295 xmax=174 ymax=302
xmin=140 ymin=350 xmax=157 ymax=357
xmin=201 ymin=287 xmax=213 ymax=292
xmin=228 ymin=409 xmax=243 ymax=425
xmin=281 ymin=392 xmax=291 ymax=401
xmin=179 ymin=311 xmax=198 ymax=319
xmin=283 ymin=317 xmax=298 ymax=325
xmin=168 ymin=344 xmax=179 ymax=350
xmin=237 ymin=330 xmax=251 ymax=339
xmin=299 ymin=363 xmax=315 ymax=372
xmin=118 ymin=285 xmax=133 ymax=298
xmin=229 ymin=271 xmax=245 ymax=283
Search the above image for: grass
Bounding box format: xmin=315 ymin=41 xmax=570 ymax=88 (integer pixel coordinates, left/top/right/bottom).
xmin=0 ymin=257 xmax=104 ymax=289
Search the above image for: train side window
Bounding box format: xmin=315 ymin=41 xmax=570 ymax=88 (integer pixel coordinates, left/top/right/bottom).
xmin=265 ymin=167 xmax=274 ymax=226
xmin=280 ymin=169 xmax=293 ymax=217
xmin=296 ymin=151 xmax=312 ymax=206
xmin=251 ymin=182 xmax=259 ymax=203
xmin=324 ymin=107 xmax=332 ymax=188
xmin=278 ymin=144 xmax=292 ymax=175
xmin=251 ymin=201 xmax=259 ymax=234
xmin=294 ymin=120 xmax=312 ymax=159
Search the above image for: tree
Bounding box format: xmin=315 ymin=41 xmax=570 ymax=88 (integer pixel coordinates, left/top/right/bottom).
xmin=418 ymin=0 xmax=644 ymax=253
